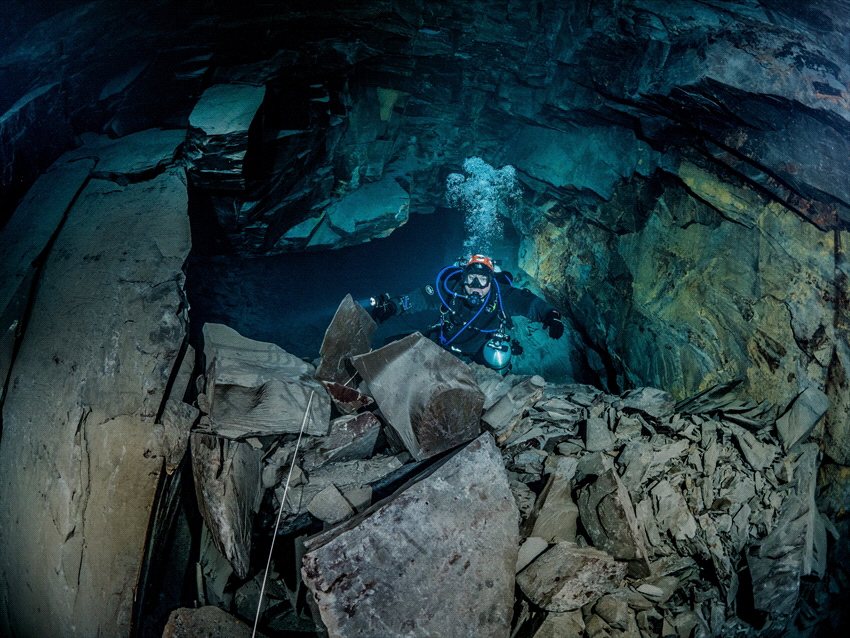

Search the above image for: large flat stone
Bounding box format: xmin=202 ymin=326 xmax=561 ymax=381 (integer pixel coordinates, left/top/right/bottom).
xmin=301 ymin=434 xmax=519 ymax=638
xmin=198 ymin=322 xmax=329 ymax=438
xmin=306 ymin=172 xmax=410 ymax=250
xmin=316 ymin=293 xmax=376 ymax=384
xmin=62 ymin=128 xmax=185 ymax=179
xmin=352 ymin=332 xmax=484 ymax=460
xmin=0 ymin=168 xmax=190 ymax=637
xmin=191 ymin=433 xmax=264 ymax=580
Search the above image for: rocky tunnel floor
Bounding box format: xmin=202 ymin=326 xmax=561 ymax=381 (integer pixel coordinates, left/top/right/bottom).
xmin=150 ymin=299 xmax=850 ymax=638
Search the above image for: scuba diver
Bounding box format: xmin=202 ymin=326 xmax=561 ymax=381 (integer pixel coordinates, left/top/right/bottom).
xmin=370 ymin=254 xmax=564 ymax=372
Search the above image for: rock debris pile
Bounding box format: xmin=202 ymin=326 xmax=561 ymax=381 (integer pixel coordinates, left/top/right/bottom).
xmin=167 ymin=297 xmax=846 ymax=637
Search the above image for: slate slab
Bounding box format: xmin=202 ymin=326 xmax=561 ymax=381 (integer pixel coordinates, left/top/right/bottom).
xmin=301 ymin=434 xmax=518 ymax=638
xmin=315 ymin=293 xmax=376 ymax=385
xmin=191 ymin=433 xmax=264 ymax=580
xmin=351 ymin=332 xmax=484 ymax=460
xmin=185 ymin=83 xmax=266 ymax=190
xmin=577 ymin=468 xmax=651 ymax=578
xmin=621 ymin=387 xmax=676 ymax=421
xmin=516 ymin=542 xmax=627 ymax=612
xmin=776 ymin=386 xmax=829 ymax=451
xmin=199 ymin=323 xmax=329 ymax=438
xmin=301 ymin=412 xmax=381 ymax=470
xmin=63 ymin=128 xmax=185 ymax=178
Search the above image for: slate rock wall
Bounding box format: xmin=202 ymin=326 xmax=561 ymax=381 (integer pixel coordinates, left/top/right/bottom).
xmin=0 ymin=155 xmax=191 ymax=635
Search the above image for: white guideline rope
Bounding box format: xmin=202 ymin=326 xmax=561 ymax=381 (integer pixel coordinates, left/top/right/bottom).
xmin=252 ymin=390 xmax=315 ymax=638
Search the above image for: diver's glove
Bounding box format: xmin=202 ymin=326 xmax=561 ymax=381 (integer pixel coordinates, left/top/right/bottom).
xmin=511 ymin=340 xmax=524 ymax=356
xmin=542 ymin=309 xmax=564 ymax=339
xmin=370 ymin=294 xmax=398 ymax=323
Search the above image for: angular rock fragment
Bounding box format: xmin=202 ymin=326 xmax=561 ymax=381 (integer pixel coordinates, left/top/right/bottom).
xmin=279 ymin=454 xmax=408 ymax=521
xmin=307 ymin=484 xmax=354 ymax=524
xmin=352 ymin=332 xmax=484 ymax=460
xmin=322 ymin=381 xmax=374 ymax=414
xmin=185 ymin=84 xmax=266 ymax=190
xmin=157 ymin=398 xmax=200 ymax=474
xmin=675 ymin=380 xmax=744 ymax=415
xmin=532 ymin=610 xmax=585 ymax=638
xmin=302 ymin=434 xmax=518 ymax=637
xmin=301 ymin=412 xmax=381 ymax=470
xmin=483 ymin=374 xmax=546 ymax=441
xmin=517 ymin=537 xmax=549 ymax=573
xmin=730 ymin=424 xmax=777 ymax=471
xmin=594 ymin=591 xmax=630 ymax=630
xmin=199 ymin=323 xmax=329 ymax=438
xmin=530 ymin=472 xmax=579 ymax=543
xmin=651 ymin=480 xmax=698 ymax=542
xmin=315 ymin=294 xmax=376 ymax=384
xmin=191 ymin=433 xmax=264 ymax=579
xmin=621 ymin=387 xmax=675 ymax=420
xmin=163 ymin=605 xmax=268 ymax=638
xmin=585 ymin=416 xmax=617 ymax=451
xmin=517 ymin=542 xmax=627 ymax=612
xmin=775 ymin=386 xmax=829 ymax=451
xmin=577 ymin=468 xmax=651 ymax=577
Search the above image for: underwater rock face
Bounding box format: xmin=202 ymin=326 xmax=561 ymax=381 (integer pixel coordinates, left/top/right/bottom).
xmin=522 ymin=160 xmax=846 ymax=417
xmin=0 ymin=166 xmax=190 ymax=637
xmin=185 ymin=84 xmax=266 ymax=190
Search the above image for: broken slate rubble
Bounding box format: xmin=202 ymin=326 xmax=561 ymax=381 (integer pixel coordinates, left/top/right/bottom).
xmin=182 ymin=308 xmax=837 ymax=638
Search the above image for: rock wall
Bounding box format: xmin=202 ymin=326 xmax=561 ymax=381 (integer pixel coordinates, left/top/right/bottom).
xmin=519 ymin=159 xmax=847 ymax=408
xmin=0 ymin=139 xmax=190 ymax=635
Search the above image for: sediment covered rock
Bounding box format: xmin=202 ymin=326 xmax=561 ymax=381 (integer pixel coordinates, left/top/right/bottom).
xmin=301 ymin=433 xmax=519 ymax=638
xmin=0 ymin=166 xmax=190 ymax=637
xmin=185 ymin=84 xmax=265 ymax=190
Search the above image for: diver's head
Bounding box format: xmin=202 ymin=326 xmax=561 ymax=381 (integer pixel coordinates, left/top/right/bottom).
xmin=462 ymin=255 xmax=494 ymax=305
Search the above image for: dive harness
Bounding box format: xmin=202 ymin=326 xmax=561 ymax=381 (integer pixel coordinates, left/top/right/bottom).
xmin=433 ymin=265 xmax=517 ymax=372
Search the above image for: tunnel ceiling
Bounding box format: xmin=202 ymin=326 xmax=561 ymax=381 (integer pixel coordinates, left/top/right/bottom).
xmin=2 ymin=0 xmax=850 ymax=441
xmin=3 ymin=0 xmax=850 ymax=236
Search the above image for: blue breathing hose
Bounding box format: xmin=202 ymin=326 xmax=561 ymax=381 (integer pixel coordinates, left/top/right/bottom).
xmin=436 ymin=267 xmax=506 ymax=346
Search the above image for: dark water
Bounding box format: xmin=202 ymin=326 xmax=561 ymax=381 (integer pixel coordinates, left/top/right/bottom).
xmin=186 ymin=208 xmax=468 ymax=359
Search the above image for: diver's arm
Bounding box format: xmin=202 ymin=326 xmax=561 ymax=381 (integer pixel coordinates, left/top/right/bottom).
xmin=502 ymin=287 xmax=564 ymax=339
xmin=369 ymin=285 xmax=440 ymax=322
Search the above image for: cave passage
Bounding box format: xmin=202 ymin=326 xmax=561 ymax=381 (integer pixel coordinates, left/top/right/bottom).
xmin=185 ymin=202 xmax=578 ymax=383
xmin=187 ymin=206 xmax=463 ymax=359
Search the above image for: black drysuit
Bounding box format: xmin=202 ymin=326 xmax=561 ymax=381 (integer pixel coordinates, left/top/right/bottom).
xmin=376 ymin=271 xmax=555 ymax=365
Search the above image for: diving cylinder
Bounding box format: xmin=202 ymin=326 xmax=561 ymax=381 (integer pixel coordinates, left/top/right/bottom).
xmin=483 ymin=332 xmax=511 ymax=372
